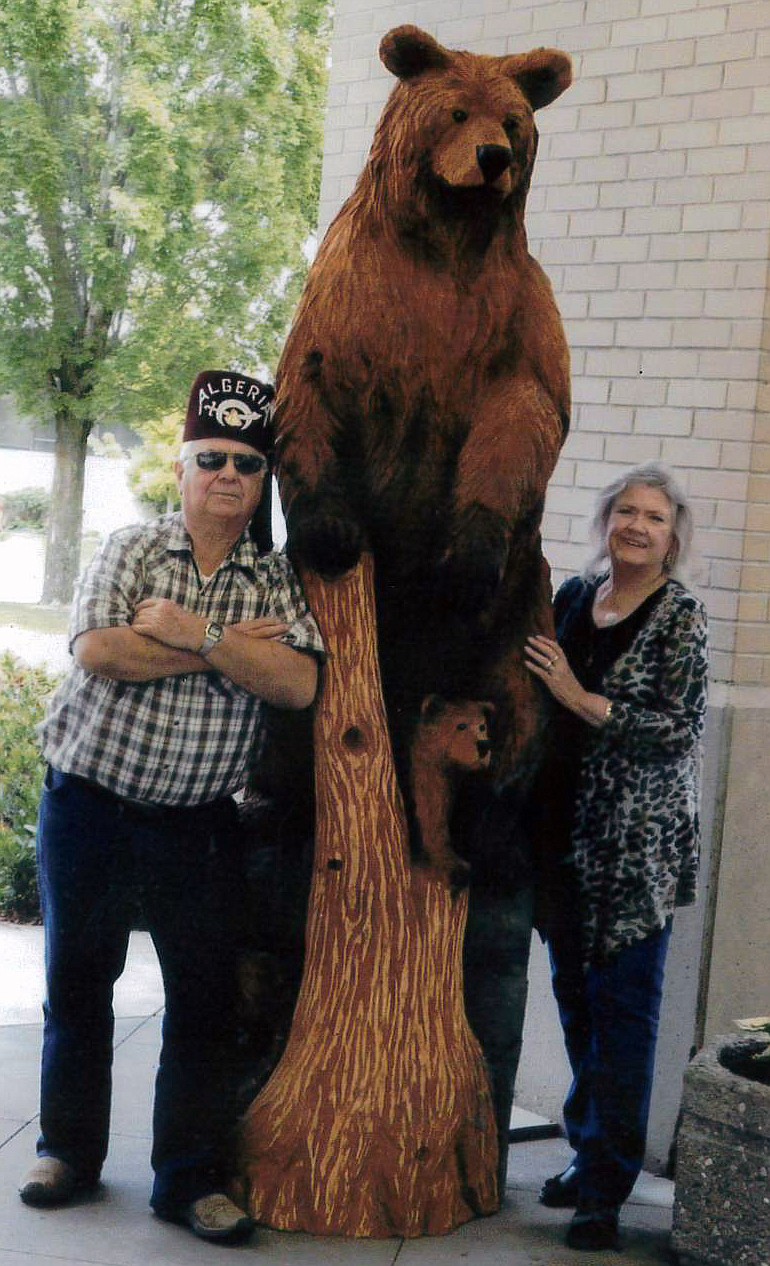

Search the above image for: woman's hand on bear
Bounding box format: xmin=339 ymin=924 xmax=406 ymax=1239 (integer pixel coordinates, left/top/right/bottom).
xmin=525 ymin=635 xmax=612 ymax=729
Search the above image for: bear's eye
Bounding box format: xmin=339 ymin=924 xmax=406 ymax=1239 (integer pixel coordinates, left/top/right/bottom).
xmin=503 ymin=115 xmax=518 ymax=134
xmin=456 ymin=722 xmax=468 ymax=731
xmin=452 ymin=109 xmax=468 ymax=124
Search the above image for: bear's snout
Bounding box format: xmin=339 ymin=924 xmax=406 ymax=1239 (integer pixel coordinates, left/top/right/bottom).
xmin=477 ymin=739 xmax=492 ymax=762
xmin=477 ymin=144 xmax=513 ymax=184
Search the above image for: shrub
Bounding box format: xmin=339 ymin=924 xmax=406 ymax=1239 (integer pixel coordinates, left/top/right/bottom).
xmin=0 ymin=486 xmax=51 ymax=532
xmin=0 ymin=826 xmax=40 ymax=923
xmin=0 ymin=653 xmax=61 ymax=921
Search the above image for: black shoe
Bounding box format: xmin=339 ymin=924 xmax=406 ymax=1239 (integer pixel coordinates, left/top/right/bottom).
xmin=566 ymin=1203 xmax=620 ymax=1251
xmin=539 ymin=1162 xmax=580 ymax=1207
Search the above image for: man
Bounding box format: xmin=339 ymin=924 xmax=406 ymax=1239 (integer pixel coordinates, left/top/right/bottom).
xmin=19 ymin=370 xmax=324 ymax=1245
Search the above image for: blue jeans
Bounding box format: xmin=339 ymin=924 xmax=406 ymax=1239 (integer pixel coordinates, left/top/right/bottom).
xmin=548 ymin=918 xmax=671 ymax=1208
xmin=36 ymin=768 xmax=248 ymax=1213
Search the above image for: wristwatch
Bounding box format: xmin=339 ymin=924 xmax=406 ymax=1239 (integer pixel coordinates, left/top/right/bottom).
xmin=199 ymin=620 xmax=224 ymax=657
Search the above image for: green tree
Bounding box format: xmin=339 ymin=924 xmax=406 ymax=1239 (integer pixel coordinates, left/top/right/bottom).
xmin=0 ymin=0 xmax=330 ymax=602
xmin=127 ymin=411 xmax=183 ymax=514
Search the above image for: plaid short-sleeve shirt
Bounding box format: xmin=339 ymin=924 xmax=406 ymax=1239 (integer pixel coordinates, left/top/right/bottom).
xmin=40 ymin=514 xmax=324 ymax=806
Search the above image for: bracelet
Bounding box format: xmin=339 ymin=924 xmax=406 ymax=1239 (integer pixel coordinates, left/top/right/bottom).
xmin=604 ymin=699 xmax=614 ymax=724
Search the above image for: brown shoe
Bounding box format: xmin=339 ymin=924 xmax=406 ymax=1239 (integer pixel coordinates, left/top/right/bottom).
xmin=182 ymin=1193 xmax=255 ymax=1244
xmin=19 ymin=1157 xmax=78 ymax=1207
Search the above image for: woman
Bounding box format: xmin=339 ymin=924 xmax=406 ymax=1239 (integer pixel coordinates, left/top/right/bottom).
xmin=524 ymin=462 xmax=709 ymax=1253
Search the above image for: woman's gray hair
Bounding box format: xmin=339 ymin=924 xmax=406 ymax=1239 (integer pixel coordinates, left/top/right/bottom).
xmin=584 ymin=461 xmax=694 ymax=578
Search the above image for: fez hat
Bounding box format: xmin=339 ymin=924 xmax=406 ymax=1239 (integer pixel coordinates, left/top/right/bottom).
xmin=184 ymin=370 xmax=275 ymax=454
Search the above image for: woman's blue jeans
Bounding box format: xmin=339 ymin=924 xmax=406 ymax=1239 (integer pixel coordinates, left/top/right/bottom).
xmin=35 ymin=768 xmax=247 ymax=1213
xmin=548 ymin=919 xmax=672 ymax=1209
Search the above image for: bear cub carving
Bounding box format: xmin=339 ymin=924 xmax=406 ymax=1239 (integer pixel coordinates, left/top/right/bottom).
xmin=410 ymin=696 xmax=495 ymax=888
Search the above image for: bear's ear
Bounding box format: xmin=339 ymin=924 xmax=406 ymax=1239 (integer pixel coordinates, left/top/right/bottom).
xmin=380 ymin=26 xmax=451 ymax=81
xmin=501 ymin=47 xmax=572 ymax=110
xmin=420 ymin=693 xmax=446 ymax=721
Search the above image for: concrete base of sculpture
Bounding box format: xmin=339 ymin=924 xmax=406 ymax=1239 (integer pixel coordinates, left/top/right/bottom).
xmin=671 ymin=1035 xmax=770 ymax=1266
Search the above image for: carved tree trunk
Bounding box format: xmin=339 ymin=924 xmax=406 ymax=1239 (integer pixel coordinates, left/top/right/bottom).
xmin=238 ymin=554 xmax=498 ymax=1237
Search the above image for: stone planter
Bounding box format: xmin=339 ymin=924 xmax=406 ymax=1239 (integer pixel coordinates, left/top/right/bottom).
xmin=672 ymin=1035 xmax=770 ymax=1266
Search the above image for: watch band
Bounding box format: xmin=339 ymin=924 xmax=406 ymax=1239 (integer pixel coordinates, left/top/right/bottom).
xmin=199 ymin=621 xmax=224 ymax=657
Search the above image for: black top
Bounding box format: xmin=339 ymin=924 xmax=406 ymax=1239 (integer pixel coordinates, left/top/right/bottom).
xmin=555 ymin=574 xmax=669 ymax=693
xmin=534 ymin=575 xmax=670 ymax=905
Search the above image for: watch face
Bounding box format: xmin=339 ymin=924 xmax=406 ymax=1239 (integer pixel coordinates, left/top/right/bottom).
xmin=206 ymin=622 xmax=224 ymax=640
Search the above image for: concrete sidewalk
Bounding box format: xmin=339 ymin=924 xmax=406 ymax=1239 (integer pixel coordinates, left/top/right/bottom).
xmin=0 ymin=922 xmax=675 ymax=1265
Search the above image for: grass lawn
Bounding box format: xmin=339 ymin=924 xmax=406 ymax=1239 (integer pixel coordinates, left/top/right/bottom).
xmin=0 ymin=602 xmax=69 ymax=634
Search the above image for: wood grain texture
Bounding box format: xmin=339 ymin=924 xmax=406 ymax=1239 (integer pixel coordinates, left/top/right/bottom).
xmin=237 ymin=555 xmax=498 ymax=1237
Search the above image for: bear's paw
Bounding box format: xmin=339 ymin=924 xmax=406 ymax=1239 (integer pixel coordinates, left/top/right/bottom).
xmin=287 ymin=493 xmax=365 ymax=578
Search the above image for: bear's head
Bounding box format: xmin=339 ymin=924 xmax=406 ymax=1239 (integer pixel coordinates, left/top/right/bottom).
xmin=373 ymin=25 xmax=571 ymax=215
xmin=415 ymin=695 xmax=495 ymax=774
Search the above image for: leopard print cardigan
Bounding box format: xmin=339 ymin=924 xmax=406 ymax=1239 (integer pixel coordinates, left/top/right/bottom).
xmin=558 ymin=575 xmax=709 ymax=965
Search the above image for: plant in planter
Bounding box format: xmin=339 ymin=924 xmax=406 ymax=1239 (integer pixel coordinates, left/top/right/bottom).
xmin=671 ymin=1017 xmax=770 ymax=1266
xmin=725 ymin=1016 xmax=770 ymax=1086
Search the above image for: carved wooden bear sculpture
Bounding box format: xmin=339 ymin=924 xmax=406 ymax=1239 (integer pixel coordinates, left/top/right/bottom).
xmin=275 ymin=25 xmax=572 ymax=877
xmin=410 ymin=696 xmax=494 ymax=887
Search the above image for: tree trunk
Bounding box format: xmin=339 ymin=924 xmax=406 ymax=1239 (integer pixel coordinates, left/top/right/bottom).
xmin=41 ymin=412 xmax=90 ymax=605
xmin=237 ymin=555 xmax=498 ymax=1237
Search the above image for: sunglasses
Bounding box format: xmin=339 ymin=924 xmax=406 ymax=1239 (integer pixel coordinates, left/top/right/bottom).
xmin=189 ymin=450 xmax=267 ymax=476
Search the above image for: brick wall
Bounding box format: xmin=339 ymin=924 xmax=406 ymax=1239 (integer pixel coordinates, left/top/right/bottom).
xmin=319 ymin=0 xmax=770 ymax=685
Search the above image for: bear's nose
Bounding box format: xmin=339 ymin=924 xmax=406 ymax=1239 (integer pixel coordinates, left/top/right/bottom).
xmin=478 ymin=739 xmax=492 ymax=757
xmin=477 ymin=144 xmax=513 ymax=184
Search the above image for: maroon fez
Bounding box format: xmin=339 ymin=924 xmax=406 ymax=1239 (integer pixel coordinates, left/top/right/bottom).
xmin=184 ymin=370 xmax=275 ymax=454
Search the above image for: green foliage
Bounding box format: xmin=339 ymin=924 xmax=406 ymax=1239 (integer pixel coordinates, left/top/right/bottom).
xmin=1 ymin=485 xmax=50 ymax=531
xmin=128 ymin=410 xmax=183 ymax=514
xmin=0 ymin=0 xmax=331 ymax=598
xmin=0 ymin=0 xmax=331 ymax=414
xmin=0 ymin=826 xmax=40 ymax=922
xmin=0 ymin=652 xmax=61 ymax=920
xmin=88 ymin=430 xmax=126 ymax=459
